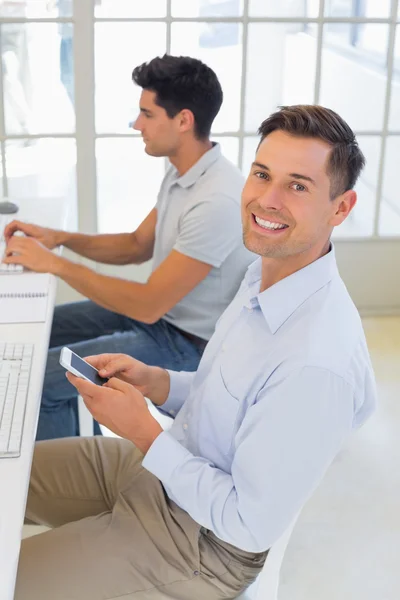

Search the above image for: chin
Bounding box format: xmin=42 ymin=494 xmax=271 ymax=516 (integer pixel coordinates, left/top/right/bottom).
xmin=243 ymin=233 xmax=284 ymax=258
xmin=144 ymin=145 xmax=165 ymax=158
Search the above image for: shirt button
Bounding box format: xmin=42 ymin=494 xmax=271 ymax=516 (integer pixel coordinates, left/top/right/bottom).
xmin=183 ymin=423 xmax=188 ymax=430
xmin=169 ymin=410 xmax=176 ymax=416
xmin=221 ymin=344 xmax=226 ymax=352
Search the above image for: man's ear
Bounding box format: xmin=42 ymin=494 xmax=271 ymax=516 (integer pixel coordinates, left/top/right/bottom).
xmin=329 ymin=190 xmax=357 ymax=227
xmin=178 ymin=109 xmax=195 ymax=134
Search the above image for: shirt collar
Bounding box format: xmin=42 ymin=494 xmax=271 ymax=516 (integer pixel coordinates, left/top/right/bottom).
xmin=172 ymin=142 xmax=221 ymax=189
xmin=245 ymin=246 xmax=339 ymax=334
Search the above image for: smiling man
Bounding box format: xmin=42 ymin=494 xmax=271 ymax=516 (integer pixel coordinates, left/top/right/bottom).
xmin=15 ymin=106 xmax=377 ymax=600
xmin=241 ymin=110 xmax=358 ymax=288
xmin=3 ymin=54 xmax=254 ymax=440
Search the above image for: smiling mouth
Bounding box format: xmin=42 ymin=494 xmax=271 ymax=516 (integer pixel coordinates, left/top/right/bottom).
xmin=252 ymin=214 xmax=289 ymax=231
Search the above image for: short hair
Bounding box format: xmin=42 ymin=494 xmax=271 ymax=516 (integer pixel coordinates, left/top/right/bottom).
xmin=132 ymin=54 xmax=223 ymax=140
xmin=258 ymin=105 xmax=365 ymax=199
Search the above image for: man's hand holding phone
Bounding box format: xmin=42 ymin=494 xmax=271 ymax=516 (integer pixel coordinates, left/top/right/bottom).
xmin=84 ymin=353 xmax=171 ymax=407
xmin=62 ymin=351 xmax=169 ymax=453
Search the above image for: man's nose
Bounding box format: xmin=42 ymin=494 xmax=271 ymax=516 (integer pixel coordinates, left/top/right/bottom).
xmin=258 ymin=185 xmax=284 ymax=211
xmin=131 ymin=117 xmax=141 ymax=131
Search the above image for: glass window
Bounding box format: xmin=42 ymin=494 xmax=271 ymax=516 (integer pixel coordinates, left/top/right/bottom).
xmin=323 ymin=23 xmax=389 ymax=68
xmin=171 ymin=22 xmax=242 ymax=133
xmin=96 ymin=138 xmax=165 ymax=234
xmin=389 ymin=25 xmax=400 ymax=130
xmin=380 ymin=136 xmax=400 ymax=235
xmin=212 ymin=136 xmax=239 ymax=166
xmin=5 ymin=138 xmax=76 ymax=202
xmin=1 ymin=23 xmax=75 ymax=135
xmin=96 ymin=0 xmax=167 ymax=18
xmin=319 ymin=24 xmax=389 ymax=131
xmin=172 ymin=0 xmax=243 ymax=17
xmin=250 ymin=0 xmax=319 ymax=18
xmin=95 ymin=23 xmax=166 ymax=134
xmin=0 ymin=1 xmax=72 ymax=19
xmin=324 ymin=0 xmax=391 ymax=18
xmin=245 ymin=23 xmax=317 ymax=133
xmin=242 ymin=136 xmax=259 ymax=177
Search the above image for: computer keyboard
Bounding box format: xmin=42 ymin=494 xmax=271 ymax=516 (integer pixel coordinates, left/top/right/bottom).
xmin=0 ymin=214 xmax=23 ymax=274
xmin=0 ymin=342 xmax=33 ymax=458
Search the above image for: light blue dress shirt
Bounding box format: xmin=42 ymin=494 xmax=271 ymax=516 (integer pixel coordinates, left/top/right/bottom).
xmin=142 ymin=247 xmax=377 ymax=553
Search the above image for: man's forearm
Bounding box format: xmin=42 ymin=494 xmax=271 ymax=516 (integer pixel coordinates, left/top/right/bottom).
xmin=52 ymin=256 xmax=157 ymax=322
xmin=59 ymin=231 xmax=146 ymax=265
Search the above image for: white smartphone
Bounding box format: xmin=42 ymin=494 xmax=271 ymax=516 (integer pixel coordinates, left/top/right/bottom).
xmin=59 ymin=347 xmax=108 ymax=386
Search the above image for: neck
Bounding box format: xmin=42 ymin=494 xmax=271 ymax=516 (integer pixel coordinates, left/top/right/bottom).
xmin=169 ymin=138 xmax=213 ymax=176
xmin=260 ymin=239 xmax=331 ymax=292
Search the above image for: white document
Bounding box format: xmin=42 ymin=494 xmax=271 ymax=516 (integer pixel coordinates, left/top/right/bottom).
xmin=0 ymin=273 xmax=50 ymax=323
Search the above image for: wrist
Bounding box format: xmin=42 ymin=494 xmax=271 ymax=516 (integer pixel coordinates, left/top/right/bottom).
xmin=51 ymin=254 xmax=69 ymax=276
xmin=130 ymin=418 xmax=163 ymax=455
xmin=146 ymin=367 xmax=170 ymax=406
xmin=55 ymin=229 xmax=70 ymax=247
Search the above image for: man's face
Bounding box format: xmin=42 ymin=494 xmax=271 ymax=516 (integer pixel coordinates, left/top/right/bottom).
xmin=242 ymin=130 xmax=353 ymax=259
xmin=133 ymin=89 xmax=180 ymax=157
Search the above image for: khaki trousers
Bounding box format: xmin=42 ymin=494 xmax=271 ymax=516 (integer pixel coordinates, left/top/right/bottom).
xmin=15 ymin=437 xmax=267 ymax=600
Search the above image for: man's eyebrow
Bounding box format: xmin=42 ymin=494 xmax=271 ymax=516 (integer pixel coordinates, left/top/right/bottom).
xmin=140 ymin=107 xmax=152 ymax=115
xmin=251 ymin=162 xmax=316 ymax=186
xmin=252 ymin=161 xmax=269 ymax=171
xmin=288 ymin=172 xmax=316 ymax=186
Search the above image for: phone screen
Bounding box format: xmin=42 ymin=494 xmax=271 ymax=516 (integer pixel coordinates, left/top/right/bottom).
xmin=70 ymin=352 xmax=108 ymax=385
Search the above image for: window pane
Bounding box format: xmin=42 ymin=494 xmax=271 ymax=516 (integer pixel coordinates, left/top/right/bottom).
xmin=96 ymin=138 xmax=164 ymax=234
xmin=380 ymin=136 xmax=400 ymax=235
xmin=95 ymin=23 xmax=166 ymax=133
xmin=171 ymin=23 xmax=242 ymax=133
xmin=389 ymin=25 xmax=400 ymax=130
xmin=325 ymin=0 xmax=391 ymax=18
xmin=212 ymin=136 xmax=239 ymax=166
xmin=319 ymin=24 xmax=388 ymax=131
xmin=249 ymin=0 xmax=319 ymax=18
xmin=5 ymin=139 xmax=76 ymax=207
xmin=242 ymin=136 xmax=258 ymax=177
xmin=96 ymin=0 xmax=166 ymax=18
xmin=245 ymin=24 xmax=317 ymax=133
xmin=0 ymin=1 xmax=72 ymax=18
xmin=172 ymin=0 xmax=243 ymax=17
xmin=1 ymin=23 xmax=74 ymax=135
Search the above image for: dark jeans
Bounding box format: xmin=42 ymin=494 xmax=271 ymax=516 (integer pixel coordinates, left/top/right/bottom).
xmin=36 ymin=301 xmax=206 ymax=441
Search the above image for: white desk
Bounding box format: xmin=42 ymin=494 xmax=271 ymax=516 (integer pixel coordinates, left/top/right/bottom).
xmin=0 ymin=197 xmax=68 ymax=599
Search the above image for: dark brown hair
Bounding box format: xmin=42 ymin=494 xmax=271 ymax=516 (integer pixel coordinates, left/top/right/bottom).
xmin=258 ymin=105 xmax=365 ymax=199
xmin=132 ymin=54 xmax=223 ymax=140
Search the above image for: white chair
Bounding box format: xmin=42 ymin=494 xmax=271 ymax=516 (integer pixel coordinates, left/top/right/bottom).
xmin=77 ymin=395 xmax=94 ymax=436
xmin=236 ymin=515 xmax=299 ymax=600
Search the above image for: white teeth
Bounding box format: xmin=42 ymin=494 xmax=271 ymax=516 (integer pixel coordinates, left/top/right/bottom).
xmin=255 ymin=216 xmax=287 ymax=230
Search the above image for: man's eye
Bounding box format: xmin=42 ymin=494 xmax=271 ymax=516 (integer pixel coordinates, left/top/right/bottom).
xmin=292 ymin=183 xmax=306 ymax=192
xmin=254 ymin=171 xmax=268 ymax=180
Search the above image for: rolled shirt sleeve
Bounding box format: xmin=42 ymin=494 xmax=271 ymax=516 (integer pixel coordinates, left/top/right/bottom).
xmin=143 ymin=366 xmax=354 ymax=552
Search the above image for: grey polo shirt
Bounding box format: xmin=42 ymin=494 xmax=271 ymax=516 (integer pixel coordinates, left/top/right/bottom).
xmin=152 ymin=143 xmax=255 ymax=341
